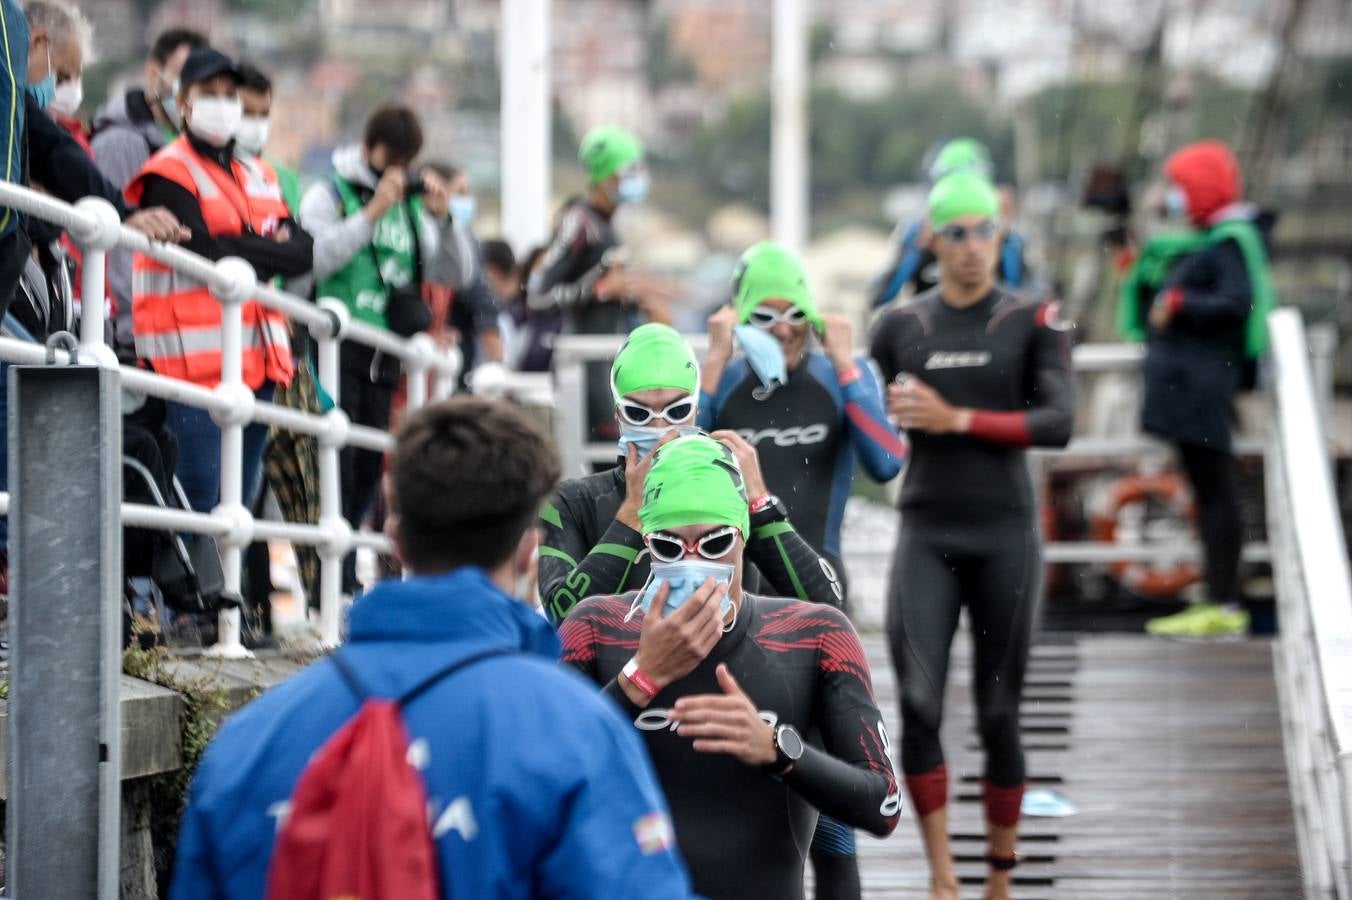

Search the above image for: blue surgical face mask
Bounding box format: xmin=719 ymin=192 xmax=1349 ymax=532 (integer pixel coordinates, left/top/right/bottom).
xmin=450 ymin=195 xmax=477 ymax=225
xmin=734 ymin=324 xmax=787 ymax=399
xmin=615 ymin=170 xmax=650 ymax=204
xmin=1165 ymin=185 xmax=1189 ymax=221
xmin=632 ymin=560 xmax=735 ymax=620
xmin=28 ymin=49 xmax=55 ymax=110
xmin=617 ymin=422 xmax=698 ymax=459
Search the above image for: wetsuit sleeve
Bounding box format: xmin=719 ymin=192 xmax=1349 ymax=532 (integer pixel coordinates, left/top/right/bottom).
xmin=696 ymin=364 xmax=736 ymax=432
xmin=745 ymin=502 xmax=844 ymax=608
xmin=536 ymin=691 xmax=692 ymax=899
xmin=780 ymin=606 xmax=901 ymax=837
xmin=965 ymin=302 xmax=1074 ymax=449
xmin=559 ymin=604 xmax=647 ymax=719
xmin=527 ymin=205 xmax=594 ymax=312
xmin=870 ymin=220 xmax=922 ymax=309
xmin=867 ymin=309 xmax=908 ymax=385
xmin=840 ymin=354 xmax=906 ymax=480
xmin=539 ymin=490 xmax=646 ymax=627
xmin=1168 ymin=239 xmax=1252 ymax=327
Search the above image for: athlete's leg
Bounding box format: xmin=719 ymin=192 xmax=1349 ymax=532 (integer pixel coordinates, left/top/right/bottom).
xmin=809 ymin=815 xmax=860 ymax=900
xmin=1177 ymin=441 xmax=1243 ymax=607
xmin=965 ymin=520 xmax=1039 ymax=900
xmin=887 ymin=521 xmax=964 ymax=899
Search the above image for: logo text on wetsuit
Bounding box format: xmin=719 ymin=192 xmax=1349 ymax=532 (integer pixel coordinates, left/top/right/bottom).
xmin=736 ymin=424 xmax=829 ymax=448
xmin=924 ymin=351 xmax=991 ymax=370
xmin=635 ymin=708 xmax=780 ymax=731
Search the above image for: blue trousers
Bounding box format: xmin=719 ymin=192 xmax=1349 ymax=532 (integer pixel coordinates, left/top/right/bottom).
xmin=165 ymin=383 xmax=275 ymax=514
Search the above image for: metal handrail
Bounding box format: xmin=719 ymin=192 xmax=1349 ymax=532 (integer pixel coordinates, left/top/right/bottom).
xmin=1266 ymin=308 xmax=1352 ymax=900
xmin=0 ymin=180 xmax=449 ymax=654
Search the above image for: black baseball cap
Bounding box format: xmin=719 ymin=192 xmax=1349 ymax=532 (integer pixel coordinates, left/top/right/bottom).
xmin=178 ymin=48 xmax=243 ymax=89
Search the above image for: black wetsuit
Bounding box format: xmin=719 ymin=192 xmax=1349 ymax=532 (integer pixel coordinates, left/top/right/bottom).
xmin=538 ymin=465 xmax=842 ymax=626
xmin=868 ymin=287 xmax=1074 ymax=823
xmin=561 ymin=593 xmax=901 ymax=900
xmin=527 ymin=198 xmax=636 ymax=444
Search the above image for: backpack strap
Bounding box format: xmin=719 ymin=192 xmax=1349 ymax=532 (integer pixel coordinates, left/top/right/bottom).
xmin=328 ymin=647 xmax=518 ymax=709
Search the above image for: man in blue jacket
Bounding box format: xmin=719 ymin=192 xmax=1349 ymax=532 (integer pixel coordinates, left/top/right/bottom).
xmin=170 ymin=397 xmax=692 ymax=899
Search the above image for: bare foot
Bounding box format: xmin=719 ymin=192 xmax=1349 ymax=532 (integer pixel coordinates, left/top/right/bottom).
xmin=928 ymin=881 xmax=961 ymax=900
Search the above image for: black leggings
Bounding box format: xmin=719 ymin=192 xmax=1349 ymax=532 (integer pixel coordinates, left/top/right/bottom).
xmin=886 ymin=513 xmax=1040 ymax=788
xmin=1176 ymin=442 xmax=1242 ymax=607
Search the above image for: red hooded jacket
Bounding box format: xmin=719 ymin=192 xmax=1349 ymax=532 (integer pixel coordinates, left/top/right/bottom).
xmin=1164 ymin=140 xmax=1243 ymax=227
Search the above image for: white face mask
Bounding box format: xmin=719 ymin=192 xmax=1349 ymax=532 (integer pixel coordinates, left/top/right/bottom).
xmin=234 ymin=115 xmax=270 ymax=156
xmin=48 ymin=77 xmax=83 ymax=118
xmin=188 ymin=95 xmax=242 ymax=148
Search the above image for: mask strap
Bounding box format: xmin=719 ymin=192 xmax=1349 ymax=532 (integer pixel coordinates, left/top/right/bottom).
xmin=722 ymin=597 xmax=739 ymax=633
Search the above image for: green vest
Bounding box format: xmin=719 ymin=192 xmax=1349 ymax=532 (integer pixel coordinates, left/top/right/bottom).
xmin=1118 ymin=218 xmax=1276 ymax=358
xmin=316 ymin=176 xmax=421 ymax=330
xmin=269 ymin=159 xmax=302 ymax=217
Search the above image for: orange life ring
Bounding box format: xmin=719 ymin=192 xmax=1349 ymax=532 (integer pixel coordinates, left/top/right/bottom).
xmin=1090 ymin=472 xmax=1201 ymax=599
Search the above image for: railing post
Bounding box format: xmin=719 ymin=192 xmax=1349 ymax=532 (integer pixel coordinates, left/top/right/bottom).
xmin=405 ymin=333 xmax=434 ymax=415
xmin=205 ymin=257 xmax=259 ymax=659
xmin=70 ymin=197 xmax=122 ymax=367
xmin=554 ymin=351 xmax=587 ymax=477
xmin=7 ymin=359 xmax=121 ymax=900
xmin=314 ymin=298 xmax=352 ymax=646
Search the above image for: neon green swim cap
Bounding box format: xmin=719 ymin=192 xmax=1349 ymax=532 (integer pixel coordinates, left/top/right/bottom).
xmin=579 ymin=125 xmax=643 ymax=184
xmin=639 ymin=434 xmax=750 ymax=538
xmin=731 ymin=241 xmax=823 ymax=332
xmin=929 ymin=138 xmax=994 ymax=182
xmin=927 ymin=172 xmax=1000 ymax=228
xmin=611 ymin=323 xmax=699 ymax=401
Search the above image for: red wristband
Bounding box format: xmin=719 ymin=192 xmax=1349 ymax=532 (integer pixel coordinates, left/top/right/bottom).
xmin=748 ymin=493 xmax=775 ymax=514
xmin=622 ymin=657 xmax=661 ymax=700
xmin=836 ymin=365 xmax=861 ymax=386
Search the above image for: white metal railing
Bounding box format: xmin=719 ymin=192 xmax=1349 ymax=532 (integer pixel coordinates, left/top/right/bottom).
xmin=1266 ymin=308 xmax=1352 ymax=900
xmin=0 ymin=182 xmax=462 ymax=656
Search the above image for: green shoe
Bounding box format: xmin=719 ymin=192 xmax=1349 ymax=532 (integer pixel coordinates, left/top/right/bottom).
xmin=1146 ymin=603 xmax=1249 ymax=638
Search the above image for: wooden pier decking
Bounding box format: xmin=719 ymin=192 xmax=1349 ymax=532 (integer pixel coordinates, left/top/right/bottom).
xmin=852 ymin=633 xmax=1303 ymax=899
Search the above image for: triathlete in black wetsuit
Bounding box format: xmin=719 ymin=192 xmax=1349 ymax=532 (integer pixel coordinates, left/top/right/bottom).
xmin=869 ymin=173 xmax=1074 ymax=900
xmin=539 ymin=324 xmax=842 ymax=626
xmin=527 ymin=126 xmax=670 ymax=446
xmin=560 ymin=435 xmax=900 ymax=900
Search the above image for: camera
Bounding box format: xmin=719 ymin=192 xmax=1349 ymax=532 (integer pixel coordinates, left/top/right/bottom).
xmin=404 ymin=171 xmax=426 ymax=197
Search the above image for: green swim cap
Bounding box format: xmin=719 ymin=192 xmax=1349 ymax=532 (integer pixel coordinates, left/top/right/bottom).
xmin=611 ymin=323 xmax=699 ymax=401
xmin=929 ymin=138 xmax=994 ymax=182
xmin=928 ymin=172 xmax=1000 ymax=228
xmin=639 ymin=434 xmax=750 ymax=538
xmin=579 ymin=125 xmax=643 ymax=184
xmin=731 ymin=241 xmax=823 ymax=332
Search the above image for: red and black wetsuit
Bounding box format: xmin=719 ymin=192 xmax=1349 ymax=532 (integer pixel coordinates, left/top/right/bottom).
xmin=869 ymin=286 xmax=1074 ymax=827
xmin=561 ymin=593 xmax=901 ymax=900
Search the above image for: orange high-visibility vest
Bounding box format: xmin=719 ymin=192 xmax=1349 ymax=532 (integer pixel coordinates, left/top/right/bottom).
xmin=126 ymin=137 xmax=295 ymax=389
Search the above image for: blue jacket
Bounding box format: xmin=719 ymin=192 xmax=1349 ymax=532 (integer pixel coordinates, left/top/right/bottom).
xmin=170 ymin=568 xmax=692 ymax=900
xmin=0 ymin=0 xmax=27 ymax=238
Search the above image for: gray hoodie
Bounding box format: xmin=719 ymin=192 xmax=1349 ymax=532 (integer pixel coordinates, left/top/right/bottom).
xmin=90 ymin=89 xmax=172 ymax=356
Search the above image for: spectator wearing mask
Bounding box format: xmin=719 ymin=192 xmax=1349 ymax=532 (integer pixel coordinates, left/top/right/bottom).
xmin=125 ymin=48 xmax=313 ymax=515
xmin=92 ymin=26 xmax=206 ymax=355
xmin=24 ymin=0 xmax=88 ymax=153
xmin=297 ymin=103 xmax=450 ymax=593
xmin=421 ymin=161 xmax=502 ymax=387
xmin=236 ymin=61 xmax=300 ymax=215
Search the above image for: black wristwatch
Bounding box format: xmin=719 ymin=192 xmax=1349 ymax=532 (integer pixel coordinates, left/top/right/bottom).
xmin=767 ymin=723 xmax=805 ymax=777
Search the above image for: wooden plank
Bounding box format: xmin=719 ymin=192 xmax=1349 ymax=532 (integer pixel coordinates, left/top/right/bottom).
xmin=853 ymin=632 xmax=1302 ymax=898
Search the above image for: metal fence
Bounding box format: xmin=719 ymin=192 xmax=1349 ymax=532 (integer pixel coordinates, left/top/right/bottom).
xmin=0 ymin=184 xmax=462 ymax=655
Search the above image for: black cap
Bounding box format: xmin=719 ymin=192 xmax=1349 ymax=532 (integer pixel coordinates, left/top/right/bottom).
xmin=178 ymin=48 xmax=243 ymax=89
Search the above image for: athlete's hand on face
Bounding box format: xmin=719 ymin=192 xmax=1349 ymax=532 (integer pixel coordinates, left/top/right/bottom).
xmin=674 ymin=663 xmax=777 ymax=767
xmin=706 ymin=304 xmax=739 ymax=362
xmin=711 ymin=429 xmax=768 ymax=500
xmin=616 ymin=432 xmax=681 ymax=531
xmin=365 ymin=167 xmax=407 ymax=224
xmin=820 ymin=313 xmax=856 ymax=372
xmin=633 ymin=578 xmax=728 ymax=692
xmin=887 ymin=377 xmax=973 ymax=434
